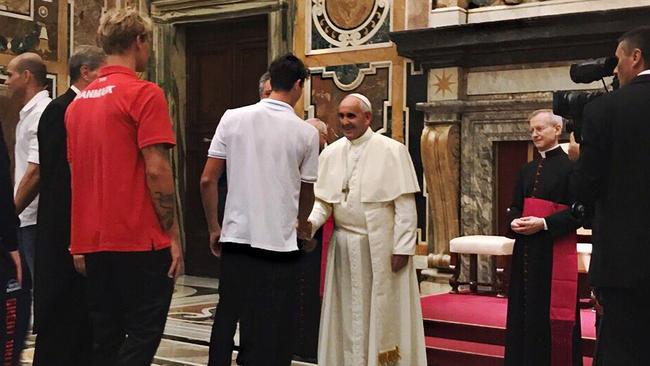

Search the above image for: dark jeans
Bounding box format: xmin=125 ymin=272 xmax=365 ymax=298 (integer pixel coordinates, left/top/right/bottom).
xmin=594 ymin=287 xmax=650 ymax=366
xmin=17 ymin=225 xmax=36 ymax=280
xmin=85 ymin=249 xmax=174 ymax=366
xmin=208 ymin=243 xmax=300 ymax=366
xmin=0 ymin=252 xmax=31 ymax=366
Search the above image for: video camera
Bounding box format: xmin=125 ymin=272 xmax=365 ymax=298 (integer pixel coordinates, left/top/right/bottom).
xmin=552 ymin=57 xmax=618 ymax=143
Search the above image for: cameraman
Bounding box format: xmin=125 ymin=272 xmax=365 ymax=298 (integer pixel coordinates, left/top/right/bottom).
xmin=574 ymin=26 xmax=650 ymax=366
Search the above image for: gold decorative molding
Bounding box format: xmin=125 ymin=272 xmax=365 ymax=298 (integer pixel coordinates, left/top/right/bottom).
xmin=150 ymin=0 xmax=281 ymax=24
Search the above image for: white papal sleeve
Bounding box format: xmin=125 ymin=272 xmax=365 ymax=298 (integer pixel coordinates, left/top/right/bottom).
xmin=393 ymin=193 xmax=417 ymax=255
xmin=308 ymin=198 xmax=332 ymax=238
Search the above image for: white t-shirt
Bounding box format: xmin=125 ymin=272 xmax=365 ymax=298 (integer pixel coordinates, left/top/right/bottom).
xmin=208 ymin=98 xmax=319 ymax=252
xmin=15 ymin=90 xmax=51 ymax=227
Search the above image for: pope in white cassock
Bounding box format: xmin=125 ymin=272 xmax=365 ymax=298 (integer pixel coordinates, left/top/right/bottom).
xmin=307 ymin=93 xmax=426 ymax=366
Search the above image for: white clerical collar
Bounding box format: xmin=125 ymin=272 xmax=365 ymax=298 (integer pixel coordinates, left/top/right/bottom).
xmin=70 ymin=85 xmax=82 ymax=95
xmin=638 ymin=69 xmax=650 ymax=77
xmin=539 ymin=144 xmax=560 ymax=158
xmin=349 ymin=127 xmax=373 ymax=146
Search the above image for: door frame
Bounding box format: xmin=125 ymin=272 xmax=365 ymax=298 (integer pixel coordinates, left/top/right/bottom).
xmin=149 ymin=1 xmax=293 ymax=275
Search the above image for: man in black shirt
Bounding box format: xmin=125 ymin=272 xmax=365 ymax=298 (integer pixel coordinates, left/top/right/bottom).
xmin=0 ymin=121 xmax=31 ymax=366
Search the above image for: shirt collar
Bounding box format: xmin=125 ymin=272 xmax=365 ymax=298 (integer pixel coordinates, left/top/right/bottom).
xmin=539 ymin=144 xmax=560 ymax=158
xmin=70 ymin=85 xmax=82 ymax=95
xmin=260 ymin=98 xmax=294 ymax=112
xmin=349 ymin=127 xmax=374 ymax=146
xmin=20 ymin=90 xmax=50 ymax=120
xmin=638 ymin=69 xmax=650 ymax=77
xmin=98 ymin=65 xmax=137 ymax=78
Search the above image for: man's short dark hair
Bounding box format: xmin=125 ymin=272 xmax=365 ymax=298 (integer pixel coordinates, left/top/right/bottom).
xmin=268 ymin=53 xmax=309 ymax=92
xmin=69 ymin=45 xmax=106 ymax=83
xmin=619 ymin=26 xmax=650 ymax=62
xmin=16 ymin=56 xmax=47 ymax=87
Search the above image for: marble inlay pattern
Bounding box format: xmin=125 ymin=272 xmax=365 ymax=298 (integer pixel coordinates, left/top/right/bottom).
xmin=309 ymin=0 xmax=391 ymax=52
xmin=20 ymin=274 xmax=447 ymax=365
xmin=308 ymin=62 xmax=391 ymax=141
xmin=0 ymin=0 xmax=58 ymax=59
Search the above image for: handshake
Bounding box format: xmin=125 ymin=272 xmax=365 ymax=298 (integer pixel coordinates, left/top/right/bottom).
xmin=297 ymin=220 xmax=317 ymax=252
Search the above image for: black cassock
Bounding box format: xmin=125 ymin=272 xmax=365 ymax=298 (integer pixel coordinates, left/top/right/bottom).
xmin=33 ymin=88 xmax=92 ymax=365
xmin=504 ymin=146 xmax=582 ymax=366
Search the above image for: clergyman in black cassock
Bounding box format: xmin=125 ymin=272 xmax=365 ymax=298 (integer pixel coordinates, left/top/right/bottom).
xmin=33 ymin=85 xmax=93 ymax=365
xmin=32 ymin=45 xmax=105 ymax=365
xmin=504 ymin=111 xmax=582 ymax=366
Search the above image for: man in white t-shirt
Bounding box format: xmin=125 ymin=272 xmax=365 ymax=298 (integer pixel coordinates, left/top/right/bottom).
xmin=200 ymin=53 xmax=318 ymax=366
xmin=5 ymin=52 xmax=51 ymax=279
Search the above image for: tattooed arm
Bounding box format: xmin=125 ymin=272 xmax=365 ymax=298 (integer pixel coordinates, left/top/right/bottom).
xmin=142 ymin=144 xmax=183 ymax=279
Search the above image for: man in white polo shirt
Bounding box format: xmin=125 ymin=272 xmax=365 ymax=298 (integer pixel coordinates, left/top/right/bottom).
xmin=5 ymin=52 xmax=51 ymax=279
xmin=200 ymin=53 xmax=318 ymax=366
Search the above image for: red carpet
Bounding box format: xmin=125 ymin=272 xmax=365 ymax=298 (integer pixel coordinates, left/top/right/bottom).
xmin=421 ymin=293 xmax=596 ymax=339
xmin=421 ymin=293 xmax=596 ymax=366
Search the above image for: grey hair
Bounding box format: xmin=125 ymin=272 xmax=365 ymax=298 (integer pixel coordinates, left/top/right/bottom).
xmin=258 ymin=71 xmax=271 ymax=98
xmin=529 ymin=109 xmax=563 ymax=129
xmin=69 ymin=45 xmax=106 ymax=83
xmin=306 ymin=118 xmax=327 ymax=135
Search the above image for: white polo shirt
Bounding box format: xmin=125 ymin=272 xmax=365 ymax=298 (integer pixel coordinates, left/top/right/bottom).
xmin=15 ymin=90 xmax=51 ymax=227
xmin=208 ymin=98 xmax=319 ymax=252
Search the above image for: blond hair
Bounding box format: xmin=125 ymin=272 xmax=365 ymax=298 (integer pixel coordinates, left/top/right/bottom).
xmin=97 ymin=8 xmax=153 ymax=55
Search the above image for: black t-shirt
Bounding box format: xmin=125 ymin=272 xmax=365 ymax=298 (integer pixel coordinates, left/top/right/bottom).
xmin=0 ymin=124 xmax=19 ymax=254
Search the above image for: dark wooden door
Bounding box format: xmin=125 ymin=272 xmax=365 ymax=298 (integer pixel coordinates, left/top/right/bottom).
xmin=494 ymin=141 xmax=531 ymax=236
xmin=185 ymin=16 xmax=268 ymax=277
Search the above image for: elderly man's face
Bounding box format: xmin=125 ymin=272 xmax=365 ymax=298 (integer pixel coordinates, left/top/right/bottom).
xmin=338 ymin=97 xmax=371 ymax=141
xmin=529 ymin=114 xmax=561 ymax=152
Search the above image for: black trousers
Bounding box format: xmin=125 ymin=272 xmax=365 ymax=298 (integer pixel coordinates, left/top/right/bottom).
xmin=85 ymin=249 xmax=174 ymax=366
xmin=208 ymin=243 xmax=300 ymax=366
xmin=32 ymin=274 xmax=93 ymax=366
xmin=0 ymin=253 xmax=31 ymax=366
xmin=594 ymin=287 xmax=650 ymax=366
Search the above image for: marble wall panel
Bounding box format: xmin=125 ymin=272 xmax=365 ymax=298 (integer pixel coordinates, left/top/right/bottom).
xmin=309 ymin=63 xmax=390 ymax=142
xmin=406 ymin=0 xmax=429 ymax=29
xmin=72 ymin=0 xmax=104 ymax=49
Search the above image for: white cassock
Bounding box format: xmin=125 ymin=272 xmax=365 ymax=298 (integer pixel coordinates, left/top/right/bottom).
xmin=309 ymin=128 xmax=427 ymax=366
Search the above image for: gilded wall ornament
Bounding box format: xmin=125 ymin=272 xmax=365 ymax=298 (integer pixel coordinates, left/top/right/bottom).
xmin=311 ymin=0 xmax=390 ymax=49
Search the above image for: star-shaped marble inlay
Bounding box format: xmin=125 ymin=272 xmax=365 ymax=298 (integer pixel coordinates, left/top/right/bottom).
xmin=433 ymin=70 xmax=456 ymax=96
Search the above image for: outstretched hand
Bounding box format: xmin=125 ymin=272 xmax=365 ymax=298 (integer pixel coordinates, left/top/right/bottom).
xmin=297 ymin=220 xmax=312 ymax=241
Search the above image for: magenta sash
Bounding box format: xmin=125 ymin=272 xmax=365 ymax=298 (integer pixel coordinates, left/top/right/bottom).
xmin=523 ymin=197 xmax=578 ymax=366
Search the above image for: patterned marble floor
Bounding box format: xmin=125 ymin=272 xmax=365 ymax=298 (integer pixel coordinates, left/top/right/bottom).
xmin=20 ymin=275 xmax=450 ymax=365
